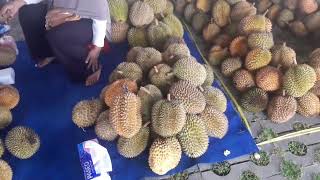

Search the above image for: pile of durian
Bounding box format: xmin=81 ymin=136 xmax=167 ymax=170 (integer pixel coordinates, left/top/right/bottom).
xmin=254 ymin=0 xmax=320 ymax=37
xmin=109 ymin=0 xmax=184 ymax=50
xmin=72 ymin=36 xmax=230 ymax=175
xmin=0 ymin=85 xmax=40 ymax=180
xmin=178 ymin=0 xmax=320 ymax=123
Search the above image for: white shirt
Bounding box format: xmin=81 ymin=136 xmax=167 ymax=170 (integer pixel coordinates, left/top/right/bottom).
xmin=24 ymin=0 xmax=111 ymax=47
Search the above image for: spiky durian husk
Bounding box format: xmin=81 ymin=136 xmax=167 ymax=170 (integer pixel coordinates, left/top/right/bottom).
xmin=0 ymin=138 xmax=4 ymax=158
xmin=245 ymin=48 xmax=272 ymax=71
xmin=221 ymin=57 xmax=242 ymax=77
xmin=202 ymin=86 xmax=227 ymax=112
xmin=95 ymin=110 xmax=118 ymax=142
xmin=136 ymin=47 xmax=162 ymax=72
xmin=147 ymin=20 xmax=172 ymax=50
xmin=126 ymin=46 xmax=144 ymax=62
xmin=0 ymin=85 xmax=20 ymax=109
xmin=110 ymin=91 xmax=142 ymax=138
xmin=0 ymin=160 xmax=12 ymax=180
xmin=127 ymin=27 xmax=149 ymax=47
xmin=229 ymin=36 xmax=248 ymax=57
xmin=117 ymin=126 xmax=150 ymax=158
xmin=241 ymin=88 xmax=269 ymax=112
xmin=256 ymin=66 xmax=283 ymax=92
xmin=138 ymin=85 xmax=163 ymax=122
xmin=267 ymin=95 xmax=297 ymax=123
xmin=145 ymin=0 xmax=167 ymax=14
xmin=0 ymin=107 xmax=12 ymax=130
xmin=111 ymin=21 xmax=129 ymax=43
xmin=203 ymin=64 xmax=214 ymax=86
xmin=238 ymin=14 xmax=272 ymax=35
xmin=148 ymin=64 xmax=175 ymax=93
xmin=230 ymin=1 xmax=256 ymax=22
xmin=0 ymin=46 xmax=16 ymax=67
xmin=109 ymin=0 xmax=128 ymax=22
xmin=108 ymin=62 xmax=143 ymax=83
xmin=212 ymin=0 xmax=231 ymax=27
xmin=162 ymin=14 xmax=184 ymax=38
xmin=177 ymin=115 xmax=209 ymax=158
xmin=148 ymin=137 xmax=181 ymax=175
xmin=72 ymin=99 xmax=104 ymax=128
xmin=232 ymin=69 xmax=255 ymax=92
xmin=5 ymin=126 xmax=40 ymax=159
xmin=162 ymin=43 xmax=190 ymax=65
xmin=129 ymin=1 xmax=154 ymax=27
xmin=297 ymin=92 xmax=320 ymax=117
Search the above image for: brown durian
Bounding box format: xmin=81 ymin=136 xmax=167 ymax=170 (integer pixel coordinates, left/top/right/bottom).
xmin=267 ymin=4 xmax=282 ymax=21
xmin=0 ymin=85 xmax=20 ymax=109
xmin=213 ymin=34 xmax=232 ymax=48
xmin=245 ymin=48 xmax=272 ymax=71
xmin=221 ymin=57 xmax=242 ymax=77
xmin=268 ymin=93 xmax=297 ymax=123
xmin=184 ymin=3 xmax=197 ymax=23
xmin=230 ymin=1 xmax=257 ymax=22
xmin=277 ymin=9 xmax=295 ymax=28
xmin=229 ymin=36 xmax=248 ymax=57
xmin=212 ymin=0 xmax=231 ymax=27
xmin=299 ymin=0 xmax=318 ymax=14
xmin=289 ymin=21 xmax=309 ymax=37
xmin=238 ymin=13 xmax=272 ymax=35
xmin=202 ymin=19 xmax=221 ymax=43
xmin=297 ymin=92 xmax=320 ymax=117
xmin=104 ymin=79 xmax=138 ymax=107
xmin=271 ymin=43 xmax=296 ymax=69
xmin=256 ymin=66 xmax=282 ymax=92
xmin=284 ymin=0 xmax=298 ymax=10
xmin=192 ymin=11 xmax=210 ymax=33
xmin=257 ymin=0 xmax=273 ymax=14
xmin=207 ymin=46 xmax=229 ymax=66
xmin=304 ymin=11 xmax=320 ymax=32
xmin=232 ymin=69 xmax=255 ymax=92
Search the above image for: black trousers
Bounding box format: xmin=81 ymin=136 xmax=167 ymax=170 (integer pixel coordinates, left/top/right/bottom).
xmin=19 ymin=3 xmax=93 ymax=82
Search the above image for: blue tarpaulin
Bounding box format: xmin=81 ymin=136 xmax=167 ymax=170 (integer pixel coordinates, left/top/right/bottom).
xmin=1 ymin=32 xmax=258 ymax=180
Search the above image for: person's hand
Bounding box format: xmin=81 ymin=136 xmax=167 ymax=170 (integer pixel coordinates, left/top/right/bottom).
xmin=86 ymin=46 xmax=102 ymax=72
xmin=0 ymin=0 xmax=26 ymax=23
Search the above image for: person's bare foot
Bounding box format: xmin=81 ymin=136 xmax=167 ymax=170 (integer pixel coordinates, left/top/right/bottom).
xmin=85 ymin=66 xmax=102 ymax=86
xmin=35 ymin=57 xmax=55 ymax=68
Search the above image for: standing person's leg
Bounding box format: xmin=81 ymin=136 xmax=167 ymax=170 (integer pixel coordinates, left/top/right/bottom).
xmin=45 ymin=19 xmax=101 ymax=85
xmin=18 ymin=3 xmax=54 ymax=67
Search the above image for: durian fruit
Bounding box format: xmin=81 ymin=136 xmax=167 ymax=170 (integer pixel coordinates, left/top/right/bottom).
xmin=248 ymin=32 xmax=274 ymax=50
xmin=230 ymin=1 xmax=257 ymax=22
xmin=212 ymin=0 xmax=231 ymax=27
xmin=148 ymin=137 xmax=181 ymax=175
xmin=241 ymin=88 xmax=269 ymax=112
xmin=256 ymin=66 xmax=282 ymax=92
xmin=221 ymin=57 xmax=242 ymax=77
xmin=208 ymin=45 xmax=229 ymax=66
xmin=174 ymin=0 xmax=188 ymax=15
xmin=283 ymin=64 xmax=316 ymax=97
xmin=267 ymin=93 xmax=297 ymax=123
xmin=104 ymin=79 xmax=138 ymax=107
xmin=173 ymin=57 xmax=207 ymax=86
xmin=177 ymin=114 xmax=209 ymax=158
xmin=229 ymin=36 xmax=248 ymax=57
xmin=299 ymin=0 xmax=318 ymax=14
xmin=0 ymin=138 xmax=4 ymax=158
xmin=136 ymin=47 xmax=162 ymax=72
xmin=109 ymin=62 xmax=143 ymax=83
xmin=271 ymin=43 xmax=296 ymax=69
xmin=163 ymin=0 xmax=174 ymax=16
xmin=311 ymin=80 xmax=320 ymax=96
xmin=169 ymin=80 xmax=206 ymax=114
xmin=129 ymin=1 xmax=154 ymax=27
xmin=117 ymin=125 xmax=150 ymax=158
xmin=144 ymin=0 xmax=167 ymax=15
xmin=5 ymin=126 xmax=40 ymax=159
xmin=162 ymin=14 xmax=184 ymax=38
xmin=0 ymin=46 xmax=16 ymax=67
xmin=109 ymin=0 xmax=129 ymax=22
xmin=309 ymin=48 xmax=320 ymax=80
xmin=213 ymin=33 xmax=232 ymax=48
xmin=266 ymin=4 xmax=282 ymax=21
xmin=297 ymin=92 xmax=320 ymax=117
xmin=238 ymin=13 xmax=272 ymax=35
xmin=199 ymin=106 xmax=228 ymax=139
xmin=162 ymin=36 xmax=186 ymax=51
xmin=148 ymin=64 xmax=175 ymax=93
xmin=191 ymin=11 xmax=210 ymax=33
xmin=276 ymin=9 xmax=294 ymax=28
xmin=0 ymin=160 xmax=12 ymax=180
xmin=203 ymin=64 xmax=215 ymax=86
xmin=232 ymin=69 xmax=255 ymax=92
xmin=147 ymin=19 xmax=172 ymax=50
xmin=126 ymin=46 xmax=144 ymax=62
xmin=100 ymin=85 xmax=109 ymax=100
xmin=111 ymin=21 xmax=129 ymax=43
xmin=162 ymin=43 xmax=190 ymax=65
xmin=95 ymin=110 xmax=118 ymax=141
xmin=245 ymin=48 xmax=272 ymax=71
xmin=0 ymin=85 xmax=20 ymax=109
xmin=224 ymin=21 xmax=239 ymax=38
xmin=289 ymin=21 xmax=308 ymax=37
xmin=196 ymin=0 xmax=212 ymax=13
xmin=284 ymin=0 xmax=298 ymax=10
xmin=110 ymin=89 xmax=142 ymax=138
xmin=138 ymin=85 xmax=163 ymax=122
xmin=202 ymin=86 xmax=227 ymax=112
xmin=184 ymin=3 xmax=197 ymax=23
xmin=226 ymin=0 xmax=244 ymax=5
xmin=72 ymin=99 xmax=104 ymax=128
xmin=257 ymin=0 xmax=272 ymax=13
xmin=304 ymin=11 xmax=320 ymax=32
xmin=127 ymin=27 xmax=149 ymax=47
xmin=0 ymin=107 xmax=12 ymax=130
xmin=202 ymin=20 xmax=221 ymax=43
xmin=151 ymin=95 xmax=186 ymax=137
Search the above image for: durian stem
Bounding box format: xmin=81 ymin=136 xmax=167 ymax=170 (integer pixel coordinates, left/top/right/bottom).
xmin=198 ymin=86 xmax=204 ymax=92
xmin=143 ymin=121 xmax=151 ymax=127
xmin=210 ymin=18 xmax=215 ymax=24
xmin=154 ymin=66 xmax=159 ymax=73
xmin=155 ymin=19 xmax=159 ymax=26
xmin=140 ymin=86 xmax=151 ymax=95
xmin=117 ymin=70 xmax=124 ymax=75
xmin=166 ymin=72 xmax=174 ymax=76
xmin=252 ymin=2 xmax=255 ymax=7
xmin=167 ymin=94 xmax=171 ymax=101
xmin=169 ymin=55 xmax=175 ymax=59
xmin=263 ymin=9 xmax=269 ymax=16
xmin=282 ymin=42 xmax=286 ymax=47
xmin=282 ymin=90 xmax=286 ymax=96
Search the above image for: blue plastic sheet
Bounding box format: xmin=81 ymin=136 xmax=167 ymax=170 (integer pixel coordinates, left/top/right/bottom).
xmin=1 ymin=32 xmax=258 ymax=180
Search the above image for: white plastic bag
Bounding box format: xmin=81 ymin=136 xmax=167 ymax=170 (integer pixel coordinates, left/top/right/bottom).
xmin=0 ymin=67 xmax=15 ymax=85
